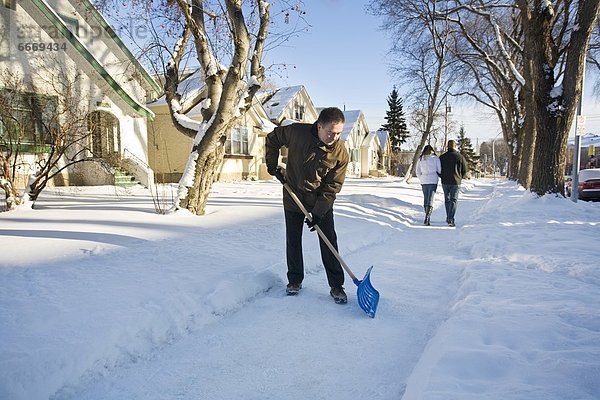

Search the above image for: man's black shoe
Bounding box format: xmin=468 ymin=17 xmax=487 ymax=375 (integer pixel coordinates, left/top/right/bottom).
xmin=286 ymin=283 xmax=302 ymax=296
xmin=330 ymin=286 xmax=347 ymax=304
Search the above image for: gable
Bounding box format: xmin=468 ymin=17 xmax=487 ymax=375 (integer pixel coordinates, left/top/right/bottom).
xmin=5 ymin=0 xmax=158 ymax=119
xmin=341 ymin=110 xmax=370 ymax=148
xmin=260 ymin=85 xmax=317 ymax=124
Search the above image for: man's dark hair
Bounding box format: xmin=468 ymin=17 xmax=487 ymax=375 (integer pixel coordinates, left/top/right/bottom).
xmin=447 ymin=139 xmax=456 ymax=150
xmin=317 ymin=107 xmax=345 ymax=125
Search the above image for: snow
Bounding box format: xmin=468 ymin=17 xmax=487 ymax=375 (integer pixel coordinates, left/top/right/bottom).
xmin=1 ymin=178 xmax=599 ymax=400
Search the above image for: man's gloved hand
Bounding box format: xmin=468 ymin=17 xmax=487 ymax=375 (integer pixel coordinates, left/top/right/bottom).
xmin=268 ymin=166 xmax=286 ymax=184
xmin=304 ymin=213 xmax=322 ymax=231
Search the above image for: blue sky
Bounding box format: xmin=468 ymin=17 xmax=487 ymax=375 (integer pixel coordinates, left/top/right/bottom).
xmin=264 ymin=0 xmax=392 ymax=133
xmin=263 ymin=0 xmax=600 ymax=144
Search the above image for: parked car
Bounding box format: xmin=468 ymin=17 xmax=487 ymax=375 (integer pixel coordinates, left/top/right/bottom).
xmin=565 ymin=168 xmax=600 ymax=201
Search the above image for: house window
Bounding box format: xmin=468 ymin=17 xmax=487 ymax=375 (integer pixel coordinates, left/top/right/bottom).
xmin=0 ymin=89 xmax=57 ymax=148
xmin=3 ymin=0 xmax=16 ymax=10
xmin=225 ymin=126 xmax=249 ymax=155
xmin=294 ymin=104 xmax=305 ymax=121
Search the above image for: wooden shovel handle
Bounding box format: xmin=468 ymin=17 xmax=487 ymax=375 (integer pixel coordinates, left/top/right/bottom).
xmin=283 ymin=183 xmax=357 ymax=281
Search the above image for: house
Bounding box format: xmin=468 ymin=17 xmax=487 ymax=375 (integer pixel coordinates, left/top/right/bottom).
xmin=340 ymin=110 xmax=370 ymax=178
xmin=376 ymin=130 xmax=392 ymax=174
xmin=259 ymin=85 xmax=318 ymax=125
xmin=147 ymin=69 xmax=277 ymax=182
xmin=360 ymin=131 xmax=381 ymax=177
xmin=257 ymin=85 xmax=319 ymax=171
xmin=359 ymin=130 xmax=391 ymax=177
xmin=0 ymin=0 xmax=160 ymax=187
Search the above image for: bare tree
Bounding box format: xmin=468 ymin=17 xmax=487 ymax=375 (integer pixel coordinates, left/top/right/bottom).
xmin=0 ymin=67 xmax=97 ymax=209
xmin=442 ymin=5 xmax=526 ymax=181
xmin=371 ymin=1 xmax=599 ymax=195
xmin=368 ymin=0 xmax=456 ymax=182
xmin=441 ymin=1 xmax=599 ymax=194
xmin=97 ymin=0 xmax=307 ymax=215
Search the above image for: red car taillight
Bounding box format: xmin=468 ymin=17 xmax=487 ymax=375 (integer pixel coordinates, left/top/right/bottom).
xmin=579 ymin=180 xmax=600 ymax=190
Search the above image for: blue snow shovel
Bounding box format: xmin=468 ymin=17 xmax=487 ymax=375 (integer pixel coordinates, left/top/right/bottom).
xmin=284 ymin=183 xmax=380 ymax=318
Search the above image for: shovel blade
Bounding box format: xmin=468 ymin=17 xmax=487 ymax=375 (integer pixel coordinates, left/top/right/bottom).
xmin=354 ymin=266 xmax=379 ymax=318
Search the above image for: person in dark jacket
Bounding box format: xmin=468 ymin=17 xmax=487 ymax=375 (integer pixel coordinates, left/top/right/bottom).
xmin=439 ymin=139 xmax=468 ymax=227
xmin=265 ymin=107 xmax=350 ymax=304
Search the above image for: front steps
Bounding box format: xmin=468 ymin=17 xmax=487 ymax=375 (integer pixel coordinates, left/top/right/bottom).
xmin=113 ymin=168 xmax=138 ymax=187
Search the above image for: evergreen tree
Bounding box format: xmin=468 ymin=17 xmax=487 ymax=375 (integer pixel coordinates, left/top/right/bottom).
xmin=380 ymin=87 xmax=409 ymax=150
xmin=457 ymin=125 xmax=480 ymax=175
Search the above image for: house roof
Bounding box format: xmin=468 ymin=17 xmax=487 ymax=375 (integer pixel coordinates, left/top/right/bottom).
xmin=28 ymin=0 xmax=156 ymax=119
xmin=361 ymin=131 xmax=380 ymax=148
xmin=376 ymin=130 xmax=390 ymax=150
xmin=148 ymin=69 xmax=205 ymax=109
xmin=147 ymin=68 xmax=275 ymax=131
xmin=260 ymin=85 xmax=304 ymax=121
xmin=78 ymin=0 xmax=162 ymax=96
xmin=340 ymin=110 xmax=363 ymax=141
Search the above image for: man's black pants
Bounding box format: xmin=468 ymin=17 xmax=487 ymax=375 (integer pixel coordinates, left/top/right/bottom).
xmin=284 ymin=208 xmax=345 ymax=288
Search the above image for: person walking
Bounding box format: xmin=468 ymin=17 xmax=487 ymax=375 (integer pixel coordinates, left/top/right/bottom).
xmin=265 ymin=107 xmax=350 ymax=304
xmin=439 ymin=139 xmax=468 ymax=227
xmin=416 ymin=144 xmax=441 ymax=226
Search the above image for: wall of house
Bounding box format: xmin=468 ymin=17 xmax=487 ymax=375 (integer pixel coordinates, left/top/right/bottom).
xmin=0 ymin=1 xmax=154 ymax=188
xmin=147 ymin=105 xmax=192 ymax=183
xmin=148 ymin=104 xmax=273 ymax=183
xmin=361 ymin=138 xmax=380 ymax=177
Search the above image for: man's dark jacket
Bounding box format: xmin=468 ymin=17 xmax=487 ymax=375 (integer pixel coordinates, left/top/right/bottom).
xmin=265 ymin=122 xmax=349 ymax=217
xmin=439 ymin=148 xmax=468 ymax=185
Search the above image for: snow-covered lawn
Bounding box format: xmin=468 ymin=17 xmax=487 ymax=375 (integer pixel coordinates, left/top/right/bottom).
xmin=1 ymin=178 xmax=599 ymax=400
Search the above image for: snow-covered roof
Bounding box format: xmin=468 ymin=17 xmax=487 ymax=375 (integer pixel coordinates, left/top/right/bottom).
xmin=148 ymin=69 xmax=205 ymax=108
xmin=340 ymin=110 xmax=362 ymax=141
xmin=361 ymin=131 xmax=380 ymax=148
xmin=260 ymin=86 xmax=304 ymax=121
xmin=146 ymin=69 xmax=274 ymax=131
xmin=376 ymin=130 xmax=390 ymax=150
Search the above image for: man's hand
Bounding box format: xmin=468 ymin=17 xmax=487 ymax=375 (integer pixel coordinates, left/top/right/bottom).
xmin=268 ymin=166 xmax=286 ymax=184
xmin=304 ymin=213 xmax=322 ymax=231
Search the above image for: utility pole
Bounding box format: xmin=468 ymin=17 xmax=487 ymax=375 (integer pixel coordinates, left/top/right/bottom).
xmin=443 ymin=94 xmax=451 ymax=151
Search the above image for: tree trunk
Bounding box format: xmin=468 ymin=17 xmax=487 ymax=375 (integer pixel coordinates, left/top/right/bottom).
xmin=516 ymin=115 xmax=535 ymax=188
xmin=506 ymin=128 xmax=521 ymax=181
xmin=519 ymin=0 xmax=600 ymax=195
xmin=179 ymin=140 xmax=225 ymax=215
xmin=407 ymin=131 xmax=431 ymax=182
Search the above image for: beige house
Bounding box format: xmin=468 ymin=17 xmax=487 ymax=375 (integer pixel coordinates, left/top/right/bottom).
xmin=376 ymin=130 xmax=393 ymax=174
xmin=147 ymin=69 xmax=277 ymax=182
xmin=341 ymin=110 xmax=370 ymax=178
xmin=260 ymin=85 xmax=318 ymax=125
xmin=259 ymin=85 xmax=319 ymax=168
xmin=360 ymin=132 xmax=381 ymax=177
xmin=358 ymin=130 xmax=392 ymax=177
xmin=0 ymin=0 xmax=161 ymax=187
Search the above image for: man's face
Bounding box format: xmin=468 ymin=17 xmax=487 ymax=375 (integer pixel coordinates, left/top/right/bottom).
xmin=317 ymin=121 xmax=344 ymax=146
